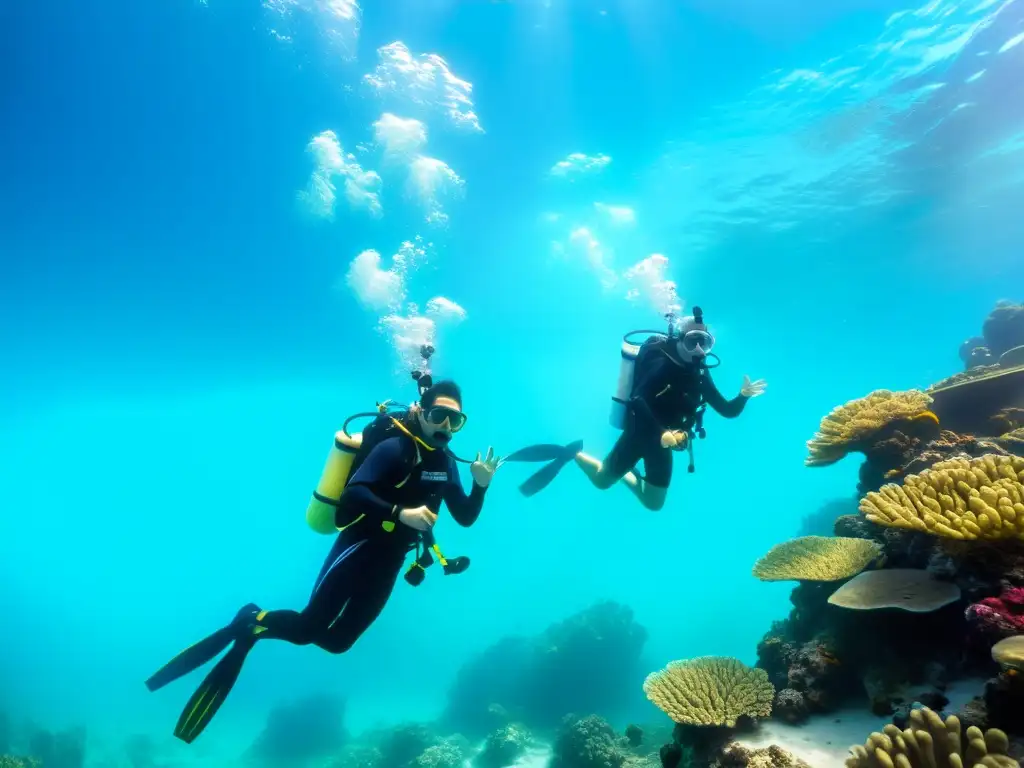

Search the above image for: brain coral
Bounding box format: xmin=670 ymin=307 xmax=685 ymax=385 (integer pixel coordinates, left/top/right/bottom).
xmin=806 ymin=390 xmax=935 ymax=467
xmin=859 ymin=455 xmax=1024 ymax=541
xmin=845 ymin=705 xmax=1017 ymax=767
xmin=642 ymin=657 xmax=774 ymax=728
xmin=753 ymin=536 xmax=882 ymax=582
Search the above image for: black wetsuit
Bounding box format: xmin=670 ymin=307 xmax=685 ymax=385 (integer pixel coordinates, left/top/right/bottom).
xmin=257 ymin=433 xmax=485 ymax=653
xmin=603 ymin=345 xmax=748 ymax=488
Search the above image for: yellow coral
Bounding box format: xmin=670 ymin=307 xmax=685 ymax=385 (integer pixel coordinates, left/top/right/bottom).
xmin=991 ymin=635 xmax=1024 ymax=672
xmin=845 ymin=706 xmax=1017 ymax=768
xmin=859 ymin=455 xmax=1024 ymax=541
xmin=806 ymin=390 xmax=936 ymax=467
xmin=752 ymin=536 xmax=882 ymax=582
xmin=642 ymin=656 xmax=774 ymax=728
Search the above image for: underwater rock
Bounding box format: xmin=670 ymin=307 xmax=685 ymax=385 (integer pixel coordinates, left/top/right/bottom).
xmin=246 ymin=692 xmax=347 ymax=767
xmin=27 ymin=726 xmax=84 ymax=768
xmin=477 ymin=725 xmax=531 ymax=768
xmin=443 ymin=601 xmax=647 ymax=735
xmin=981 ymin=673 xmax=1024 ymax=736
xmin=625 ymin=725 xmax=643 ymax=748
xmin=770 ymin=689 xmax=808 ymax=725
xmin=377 ymin=723 xmax=438 ymax=768
xmin=966 ymin=586 xmax=1024 ymax=642
xmin=796 ymin=497 xmax=859 ymax=538
xmin=983 ymin=301 xmax=1024 ymax=360
xmin=550 ymin=715 xmax=628 ymax=768
xmin=710 ymin=743 xmax=811 ymax=768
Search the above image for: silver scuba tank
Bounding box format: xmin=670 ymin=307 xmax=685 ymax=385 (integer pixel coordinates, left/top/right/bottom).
xmin=610 ymin=338 xmax=641 ymax=429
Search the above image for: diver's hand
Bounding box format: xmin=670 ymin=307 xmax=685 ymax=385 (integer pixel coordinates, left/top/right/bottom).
xmin=471 ymin=447 xmax=501 ymax=488
xmin=741 ymin=375 xmax=767 ymax=398
xmin=660 ymin=430 xmax=688 ymax=451
xmin=398 ymin=505 xmax=437 ymax=531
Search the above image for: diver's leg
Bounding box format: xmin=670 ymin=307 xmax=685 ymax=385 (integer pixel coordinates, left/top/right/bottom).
xmin=575 ymin=431 xmax=643 ymax=491
xmin=255 ymin=536 xmax=369 ymax=647
xmin=316 ymin=560 xmax=402 ymax=654
xmin=631 ymin=446 xmax=672 ymax=511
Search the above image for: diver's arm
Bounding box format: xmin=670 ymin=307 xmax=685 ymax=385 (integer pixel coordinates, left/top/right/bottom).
xmin=335 ymin=438 xmax=408 ymax=525
xmin=442 ymin=457 xmax=486 ymax=527
xmin=701 ymin=371 xmax=749 ymax=418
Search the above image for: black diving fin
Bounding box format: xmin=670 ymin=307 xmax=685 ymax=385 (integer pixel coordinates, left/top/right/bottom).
xmin=173 ymin=639 xmax=255 ymax=744
xmin=516 ymin=440 xmax=583 ymax=497
xmin=145 ymin=603 xmax=260 ymax=693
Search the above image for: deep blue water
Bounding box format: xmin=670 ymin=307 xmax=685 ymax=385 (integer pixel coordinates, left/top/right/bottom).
xmin=2 ymin=0 xmax=1023 ymax=762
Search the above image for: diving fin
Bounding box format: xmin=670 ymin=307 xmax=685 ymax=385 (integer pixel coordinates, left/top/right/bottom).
xmin=145 ymin=603 xmax=260 ymax=693
xmin=518 ymin=440 xmax=583 ymax=497
xmin=174 ymin=638 xmax=255 ymax=744
xmin=504 ymin=442 xmax=581 ymax=463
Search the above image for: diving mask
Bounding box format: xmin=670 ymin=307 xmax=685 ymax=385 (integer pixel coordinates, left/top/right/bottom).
xmin=424 ymin=405 xmax=467 ymax=432
xmin=680 ymin=329 xmax=715 ymax=356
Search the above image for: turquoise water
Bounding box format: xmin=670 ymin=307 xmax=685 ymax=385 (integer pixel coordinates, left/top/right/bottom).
xmin=1 ymin=0 xmax=1023 ymax=763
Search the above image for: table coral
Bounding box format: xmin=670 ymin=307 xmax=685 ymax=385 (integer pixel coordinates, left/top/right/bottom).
xmin=752 ymin=537 xmax=881 ymax=582
xmin=806 ymin=390 xmax=936 ymax=467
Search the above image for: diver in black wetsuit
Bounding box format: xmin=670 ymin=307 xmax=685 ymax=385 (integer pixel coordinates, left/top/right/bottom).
xmin=145 ymin=380 xmax=502 ymax=744
xmin=510 ymin=306 xmax=766 ymax=511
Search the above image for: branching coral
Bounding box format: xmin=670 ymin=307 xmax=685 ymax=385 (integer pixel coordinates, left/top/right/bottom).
xmin=753 ymin=536 xmax=882 ymax=582
xmin=859 ymin=455 xmax=1024 ymax=541
xmin=806 ymin=390 xmax=936 ymax=467
xmin=643 ymin=657 xmax=774 ymax=728
xmin=845 ymin=705 xmax=1017 ymax=767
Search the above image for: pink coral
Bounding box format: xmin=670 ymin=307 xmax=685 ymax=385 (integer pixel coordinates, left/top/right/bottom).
xmin=965 ymin=587 xmax=1024 ymax=640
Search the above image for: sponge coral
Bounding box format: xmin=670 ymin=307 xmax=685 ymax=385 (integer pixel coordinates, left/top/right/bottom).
xmin=806 ymin=390 xmax=936 ymax=467
xmin=643 ymin=657 xmax=774 ymax=728
xmin=845 ymin=705 xmax=1017 ymax=767
xmin=859 ymin=455 xmax=1024 ymax=540
xmin=752 ymin=536 xmax=881 ymax=582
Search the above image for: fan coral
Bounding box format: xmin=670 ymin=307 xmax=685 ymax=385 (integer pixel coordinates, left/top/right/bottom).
xmin=827 ymin=569 xmax=962 ymax=613
xmin=965 ymin=587 xmax=1024 ymax=641
xmin=753 ymin=536 xmax=882 ymax=582
xmin=805 ymin=390 xmax=936 ymax=467
xmin=845 ymin=705 xmax=1017 ymax=767
xmin=859 ymin=455 xmax=1024 ymax=541
xmin=643 ymin=657 xmax=774 ymax=728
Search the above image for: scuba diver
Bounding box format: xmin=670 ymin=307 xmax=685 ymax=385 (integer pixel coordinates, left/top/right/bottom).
xmin=144 ymin=359 xmax=502 ymax=744
xmin=508 ymin=306 xmax=766 ymax=510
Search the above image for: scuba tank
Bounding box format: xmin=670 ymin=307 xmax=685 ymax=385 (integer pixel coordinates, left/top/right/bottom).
xmin=609 ymin=313 xmax=678 ymax=430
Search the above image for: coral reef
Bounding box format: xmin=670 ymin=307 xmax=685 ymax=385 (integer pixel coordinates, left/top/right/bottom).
xmin=991 ymin=635 xmax=1024 ymax=671
xmin=443 ymin=601 xmax=647 ymax=735
xmin=643 ymin=657 xmax=774 ymax=728
xmin=477 ymin=724 xmax=532 ymax=768
xmin=958 ymin=301 xmax=1024 ymax=370
xmin=0 ymin=759 xmax=40 ymax=768
xmin=710 ymin=743 xmax=811 ymax=768
xmin=805 ymin=390 xmax=937 ymax=468
xmin=966 ymin=587 xmax=1024 ymax=642
xmin=859 ymin=455 xmax=1024 ymax=541
xmin=827 ymin=569 xmax=962 ymax=613
xmin=752 ymin=537 xmax=882 ymax=582
xmin=246 ymin=692 xmax=347 ymax=767
xmin=550 ymin=715 xmax=628 ymax=768
xmin=845 ymin=705 xmax=1017 ymax=767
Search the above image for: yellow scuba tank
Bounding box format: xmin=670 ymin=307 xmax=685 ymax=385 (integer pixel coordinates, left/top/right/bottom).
xmin=305 ymin=430 xmax=364 ymax=534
